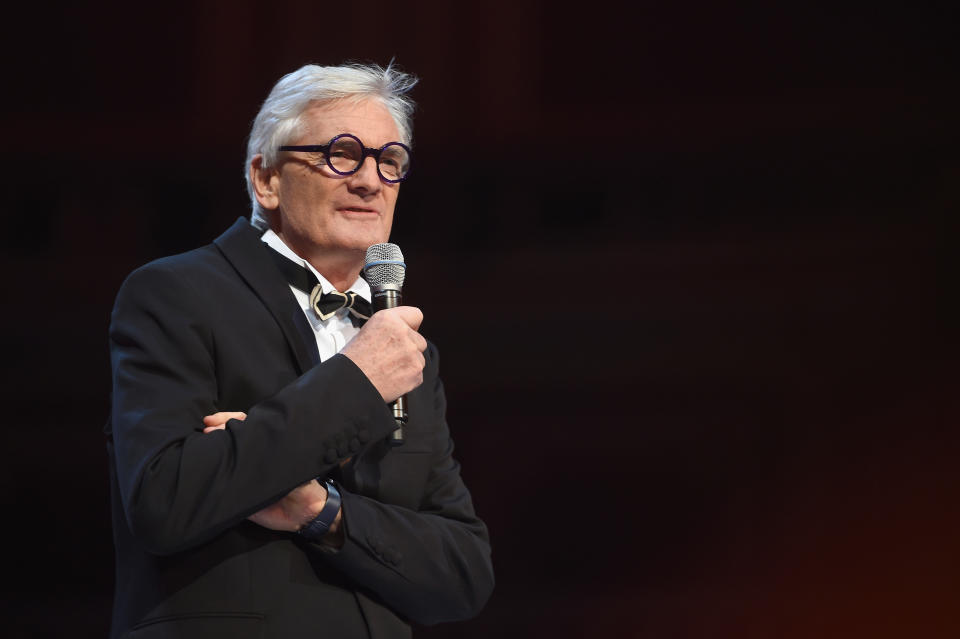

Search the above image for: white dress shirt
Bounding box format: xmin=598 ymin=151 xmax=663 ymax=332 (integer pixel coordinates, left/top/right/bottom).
xmin=261 ymin=229 xmax=371 ymax=362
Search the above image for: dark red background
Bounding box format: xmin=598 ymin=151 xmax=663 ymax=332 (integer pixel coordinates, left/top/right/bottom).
xmin=2 ymin=2 xmax=956 ymax=637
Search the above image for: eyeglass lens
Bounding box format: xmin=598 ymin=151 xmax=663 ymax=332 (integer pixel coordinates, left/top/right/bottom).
xmin=329 ymin=136 xmax=410 ymax=181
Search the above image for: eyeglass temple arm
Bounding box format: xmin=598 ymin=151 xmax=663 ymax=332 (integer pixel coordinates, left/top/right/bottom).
xmin=278 ymin=145 xmax=329 ymax=152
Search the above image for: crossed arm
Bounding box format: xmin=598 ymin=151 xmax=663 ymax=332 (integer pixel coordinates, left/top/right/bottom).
xmin=196 ymin=295 xmax=430 ymax=543
xmin=202 ymin=410 xmax=344 ymax=545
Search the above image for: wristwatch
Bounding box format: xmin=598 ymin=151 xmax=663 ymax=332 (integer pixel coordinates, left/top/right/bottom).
xmin=297 ymin=479 xmax=342 ymax=541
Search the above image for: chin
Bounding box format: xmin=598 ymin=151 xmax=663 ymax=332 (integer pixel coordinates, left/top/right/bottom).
xmin=332 ymin=236 xmax=388 ymax=253
xmin=342 ymin=229 xmax=391 ymax=250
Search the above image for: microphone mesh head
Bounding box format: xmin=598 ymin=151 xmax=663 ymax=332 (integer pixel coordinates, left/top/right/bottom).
xmin=364 ymin=243 xmax=406 ymax=287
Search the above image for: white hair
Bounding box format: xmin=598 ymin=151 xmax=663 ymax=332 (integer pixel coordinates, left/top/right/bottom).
xmin=245 ymin=62 xmax=418 ymax=230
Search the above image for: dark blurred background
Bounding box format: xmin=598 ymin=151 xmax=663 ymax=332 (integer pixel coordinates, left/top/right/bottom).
xmin=1 ymin=1 xmax=956 ymax=637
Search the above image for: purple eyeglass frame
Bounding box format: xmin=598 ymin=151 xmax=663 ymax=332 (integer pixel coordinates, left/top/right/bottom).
xmin=279 ymin=133 xmax=412 ymax=183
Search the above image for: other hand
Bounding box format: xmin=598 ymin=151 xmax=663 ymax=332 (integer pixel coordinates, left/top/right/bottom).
xmin=246 ymin=478 xmax=335 ymax=534
xmin=202 ymin=411 xmax=246 ymax=433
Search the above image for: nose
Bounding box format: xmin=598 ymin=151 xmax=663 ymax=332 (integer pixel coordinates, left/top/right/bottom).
xmin=346 ymin=156 xmax=382 ymax=194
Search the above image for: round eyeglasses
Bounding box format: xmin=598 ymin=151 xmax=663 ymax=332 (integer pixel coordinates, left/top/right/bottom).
xmin=279 ymin=133 xmax=412 ymax=183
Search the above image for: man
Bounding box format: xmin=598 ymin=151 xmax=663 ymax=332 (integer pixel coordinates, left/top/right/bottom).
xmin=106 ymin=62 xmax=494 ymax=639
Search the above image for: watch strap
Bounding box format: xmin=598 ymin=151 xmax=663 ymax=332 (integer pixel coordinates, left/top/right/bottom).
xmin=297 ymin=479 xmax=341 ymax=541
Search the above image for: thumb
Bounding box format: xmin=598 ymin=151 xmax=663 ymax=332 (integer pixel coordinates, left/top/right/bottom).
xmin=393 ymin=305 xmax=424 ymax=331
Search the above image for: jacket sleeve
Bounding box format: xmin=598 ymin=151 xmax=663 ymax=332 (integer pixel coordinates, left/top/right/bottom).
xmin=109 ymin=261 xmax=398 ymax=555
xmin=319 ymin=349 xmax=495 ymax=625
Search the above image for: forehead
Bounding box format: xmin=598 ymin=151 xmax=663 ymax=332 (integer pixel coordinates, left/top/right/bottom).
xmin=297 ymin=98 xmax=401 ymax=146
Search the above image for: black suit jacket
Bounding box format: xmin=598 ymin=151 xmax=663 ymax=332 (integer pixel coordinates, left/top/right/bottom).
xmin=106 ymin=218 xmax=493 ymax=639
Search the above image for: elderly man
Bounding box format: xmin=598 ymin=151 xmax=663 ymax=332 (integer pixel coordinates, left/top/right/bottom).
xmin=106 ymin=63 xmax=493 ymax=639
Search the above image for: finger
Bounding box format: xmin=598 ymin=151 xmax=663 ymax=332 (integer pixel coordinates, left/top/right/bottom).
xmin=202 ymin=411 xmax=247 ymax=425
xmin=202 ymin=424 xmax=227 ymax=433
xmin=414 ymin=351 xmax=426 ymax=377
xmin=410 ymin=331 xmax=428 ymax=353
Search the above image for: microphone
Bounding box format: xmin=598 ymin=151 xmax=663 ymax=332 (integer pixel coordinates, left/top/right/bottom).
xmin=363 ymin=243 xmax=407 ymax=447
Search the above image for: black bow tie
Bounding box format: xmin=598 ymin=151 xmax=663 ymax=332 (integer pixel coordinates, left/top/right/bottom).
xmin=267 ymin=247 xmax=372 ymax=323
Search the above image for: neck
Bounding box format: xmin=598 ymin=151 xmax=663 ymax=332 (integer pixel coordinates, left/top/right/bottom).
xmin=299 ymin=246 xmax=364 ymax=292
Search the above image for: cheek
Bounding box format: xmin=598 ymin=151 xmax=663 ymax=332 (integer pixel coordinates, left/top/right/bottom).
xmin=384 ymin=189 xmax=400 ymax=214
xmin=282 ymin=182 xmax=333 ymax=222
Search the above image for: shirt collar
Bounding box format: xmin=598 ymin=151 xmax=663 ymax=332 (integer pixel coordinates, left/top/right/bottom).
xmin=261 ymin=229 xmax=371 ymax=302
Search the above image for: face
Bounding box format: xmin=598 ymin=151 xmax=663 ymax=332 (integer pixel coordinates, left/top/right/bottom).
xmin=254 ymin=98 xmax=403 ymax=264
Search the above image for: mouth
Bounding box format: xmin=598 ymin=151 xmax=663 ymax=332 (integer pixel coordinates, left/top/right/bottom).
xmin=339 ymin=206 xmax=379 ymax=216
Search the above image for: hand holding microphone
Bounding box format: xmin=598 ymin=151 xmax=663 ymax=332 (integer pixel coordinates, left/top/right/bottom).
xmin=340 ymin=244 xmax=424 ymax=445
xmin=341 ymin=306 xmax=426 ymax=403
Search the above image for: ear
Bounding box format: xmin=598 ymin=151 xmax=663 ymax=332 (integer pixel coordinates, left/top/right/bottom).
xmin=250 ymin=154 xmax=280 ymax=211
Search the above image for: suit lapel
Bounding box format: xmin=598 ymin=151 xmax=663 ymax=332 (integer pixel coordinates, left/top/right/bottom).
xmin=213 ymin=217 xmax=320 ymax=373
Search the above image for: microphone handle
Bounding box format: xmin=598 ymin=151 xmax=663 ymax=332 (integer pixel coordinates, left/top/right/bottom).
xmin=372 ymin=287 xmax=406 ymax=447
